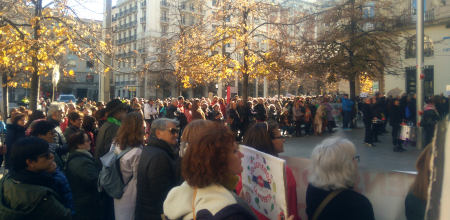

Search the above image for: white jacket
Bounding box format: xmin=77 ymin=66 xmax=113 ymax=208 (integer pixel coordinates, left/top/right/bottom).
xmin=144 ymin=103 xmax=159 ymax=120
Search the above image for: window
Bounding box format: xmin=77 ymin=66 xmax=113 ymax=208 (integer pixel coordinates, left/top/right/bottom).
xmin=405 ymin=35 xmax=434 ymax=59
xmin=181 ymin=15 xmax=185 ymax=25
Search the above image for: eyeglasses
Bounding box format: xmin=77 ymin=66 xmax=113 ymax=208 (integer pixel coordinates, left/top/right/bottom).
xmin=169 ymin=127 xmax=180 ymax=135
xmin=353 ymin=155 xmax=360 ymax=163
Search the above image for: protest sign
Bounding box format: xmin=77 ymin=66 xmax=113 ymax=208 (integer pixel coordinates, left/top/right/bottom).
xmin=239 ymin=145 xmax=288 ymax=219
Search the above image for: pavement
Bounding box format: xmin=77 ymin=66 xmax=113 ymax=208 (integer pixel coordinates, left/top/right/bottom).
xmin=279 ymin=125 xmax=422 ymax=173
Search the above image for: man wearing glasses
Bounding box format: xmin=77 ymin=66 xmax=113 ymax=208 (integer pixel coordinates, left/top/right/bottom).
xmin=135 ymin=118 xmax=181 ymax=220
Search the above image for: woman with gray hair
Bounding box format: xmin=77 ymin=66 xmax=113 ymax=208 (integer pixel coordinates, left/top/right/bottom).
xmin=306 ymin=137 xmax=375 ymax=220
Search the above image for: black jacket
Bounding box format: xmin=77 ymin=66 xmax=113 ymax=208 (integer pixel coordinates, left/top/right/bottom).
xmin=65 ymin=150 xmax=101 ymax=220
xmin=5 ymin=124 xmax=26 ymax=168
xmin=0 ymin=174 xmax=71 ymax=220
xmin=361 ymin=103 xmax=374 ymax=124
xmin=306 ymin=184 xmax=375 ymax=220
xmin=95 ymin=120 xmax=120 ymax=160
xmin=63 ymin=125 xmax=80 ymax=142
xmin=389 ymin=105 xmax=403 ymax=126
xmin=135 ymin=137 xmax=181 ymax=220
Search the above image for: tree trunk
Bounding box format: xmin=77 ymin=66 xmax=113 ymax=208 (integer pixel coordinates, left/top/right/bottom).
xmin=241 ymin=9 xmax=249 ymax=103
xmin=2 ymin=71 xmax=8 ymax=120
xmin=277 ymin=78 xmax=281 ymax=100
xmin=29 ymin=0 xmax=42 ymax=111
xmin=349 ymin=78 xmax=356 ymax=100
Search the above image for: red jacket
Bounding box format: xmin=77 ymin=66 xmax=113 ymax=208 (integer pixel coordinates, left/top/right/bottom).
xmin=236 ymin=166 xmax=300 ymax=220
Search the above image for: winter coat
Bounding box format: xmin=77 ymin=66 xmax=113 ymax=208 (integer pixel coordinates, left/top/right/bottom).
xmin=362 ymin=103 xmax=374 ymax=124
xmin=95 ymin=120 xmax=120 ymax=160
xmin=166 ymin=105 xmax=178 ymax=119
xmin=63 ymin=125 xmax=80 ymax=141
xmin=48 ymin=118 xmax=67 ymax=147
xmin=341 ymin=98 xmax=354 ymax=112
xmin=228 ymin=109 xmax=240 ymax=130
xmin=421 ymin=104 xmax=440 ymax=128
xmin=4 ymin=124 xmax=26 ymax=168
xmin=389 ymin=105 xmax=403 ymax=126
xmin=192 ymin=108 xmax=206 ymax=120
xmin=164 ymin=181 xmax=257 ymax=220
xmin=135 ymin=138 xmax=181 ymax=220
xmin=306 ymin=184 xmax=375 ymax=220
xmin=65 ymin=150 xmax=101 ymax=220
xmin=113 ymin=145 xmax=143 ymax=220
xmin=0 ymin=173 xmax=72 ymax=220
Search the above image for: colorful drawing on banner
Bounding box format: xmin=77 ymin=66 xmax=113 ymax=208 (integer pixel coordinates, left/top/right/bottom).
xmin=240 ymin=145 xmax=288 ymax=219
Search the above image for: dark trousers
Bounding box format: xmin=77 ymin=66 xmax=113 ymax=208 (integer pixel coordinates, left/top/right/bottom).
xmin=343 ymin=111 xmax=352 ymax=128
xmin=424 ymin=125 xmax=435 ymax=146
xmin=364 ymin=121 xmax=373 ymax=143
xmin=295 ymin=119 xmax=304 ymax=136
xmin=304 ymin=121 xmax=312 ymax=135
xmin=391 ymin=124 xmax=402 ymax=147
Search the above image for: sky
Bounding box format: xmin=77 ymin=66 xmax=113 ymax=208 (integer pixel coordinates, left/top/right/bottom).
xmin=67 ymin=0 xmax=117 ymax=21
xmin=70 ymin=0 xmax=318 ymax=21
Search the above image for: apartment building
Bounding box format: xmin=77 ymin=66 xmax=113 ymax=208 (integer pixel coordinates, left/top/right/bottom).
xmin=384 ymin=0 xmax=450 ymax=97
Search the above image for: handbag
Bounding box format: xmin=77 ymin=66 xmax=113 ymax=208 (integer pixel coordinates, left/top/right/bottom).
xmin=400 ymin=123 xmax=416 ymax=141
xmin=312 ymin=189 xmax=344 ymax=220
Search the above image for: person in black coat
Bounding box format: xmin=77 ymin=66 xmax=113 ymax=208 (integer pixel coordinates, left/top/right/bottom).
xmin=253 ymin=99 xmax=267 ymax=122
xmin=5 ymin=113 xmax=27 ymax=169
xmin=421 ymin=99 xmax=440 ymax=146
xmin=135 ymin=118 xmax=181 ymax=220
xmin=390 ymin=99 xmax=406 ymax=152
xmin=65 ymin=131 xmax=101 ymax=220
xmin=306 ymin=137 xmax=375 ymax=220
xmin=361 ymin=98 xmax=375 ymax=147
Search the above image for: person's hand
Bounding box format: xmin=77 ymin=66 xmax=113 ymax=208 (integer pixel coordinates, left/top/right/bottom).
xmin=277 ymin=213 xmax=294 ymax=220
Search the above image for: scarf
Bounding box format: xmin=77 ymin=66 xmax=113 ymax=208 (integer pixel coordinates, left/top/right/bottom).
xmin=107 ymin=117 xmax=121 ymax=126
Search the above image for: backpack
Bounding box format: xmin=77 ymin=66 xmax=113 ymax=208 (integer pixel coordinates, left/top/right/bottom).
xmin=98 ymin=144 xmax=132 ymax=199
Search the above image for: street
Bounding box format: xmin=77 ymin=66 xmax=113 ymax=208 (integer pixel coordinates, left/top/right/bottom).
xmin=280 ymin=126 xmax=422 ymax=172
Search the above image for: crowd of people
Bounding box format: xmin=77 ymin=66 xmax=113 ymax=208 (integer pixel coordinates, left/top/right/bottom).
xmin=0 ymin=92 xmax=446 ymax=220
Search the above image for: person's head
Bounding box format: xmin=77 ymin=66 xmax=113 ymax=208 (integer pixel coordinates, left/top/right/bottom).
xmin=182 ymin=123 xmax=243 ymax=188
xmin=150 ymin=118 xmax=179 ymax=146
xmin=26 ymin=110 xmax=46 ymax=127
xmin=12 ymin=113 xmax=27 ymax=127
xmin=67 ymin=111 xmax=83 ymax=129
xmin=243 ymin=121 xmax=284 ymax=156
xmin=30 ymin=120 xmax=56 ymax=143
xmin=10 ymin=137 xmax=56 ymax=173
xmin=68 ymin=131 xmax=91 ymax=152
xmin=178 ymin=96 xmax=184 ymax=105
xmin=105 ymin=99 xmax=128 ymax=121
xmin=410 ymin=144 xmax=433 ymax=200
xmin=115 ymin=112 xmax=145 ymax=150
xmin=179 ymin=120 xmax=215 ymax=156
xmin=184 ymin=101 xmax=191 ymax=110
xmin=82 ymin=115 xmax=97 ymax=133
xmin=213 ymin=104 xmax=220 ymax=111
xmin=394 ymin=99 xmax=400 ymax=106
xmin=309 ymin=137 xmax=359 ymax=190
xmin=230 ymin=101 xmax=237 ymax=110
xmin=47 ymin=103 xmax=65 ymax=122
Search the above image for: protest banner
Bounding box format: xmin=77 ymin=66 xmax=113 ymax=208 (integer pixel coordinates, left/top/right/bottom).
xmin=239 ymin=145 xmax=288 ymax=219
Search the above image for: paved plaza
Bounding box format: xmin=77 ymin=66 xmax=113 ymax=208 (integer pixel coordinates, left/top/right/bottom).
xmin=280 ymin=126 xmax=422 ymax=172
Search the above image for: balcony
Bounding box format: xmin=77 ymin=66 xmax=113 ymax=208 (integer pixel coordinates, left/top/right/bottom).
xmin=395 ymin=9 xmax=436 ymax=28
